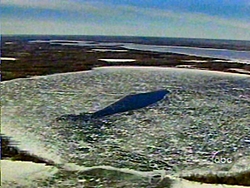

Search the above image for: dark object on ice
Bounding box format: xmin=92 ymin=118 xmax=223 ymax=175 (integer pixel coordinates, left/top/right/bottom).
xmin=56 ymin=89 xmax=170 ymax=121
xmin=91 ymin=89 xmax=170 ymax=118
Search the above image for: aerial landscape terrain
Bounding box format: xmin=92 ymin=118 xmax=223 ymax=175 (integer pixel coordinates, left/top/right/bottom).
xmin=1 ymin=0 xmax=250 ymax=187
xmin=1 ymin=36 xmax=250 ymax=188
xmin=1 ymin=36 xmax=250 ymax=81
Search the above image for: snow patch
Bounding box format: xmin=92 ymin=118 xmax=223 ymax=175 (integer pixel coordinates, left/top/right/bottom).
xmin=98 ymin=59 xmax=136 ymax=62
xmin=1 ymin=57 xmax=17 ymax=61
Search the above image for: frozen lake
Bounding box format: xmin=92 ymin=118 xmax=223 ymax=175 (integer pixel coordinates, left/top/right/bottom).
xmin=29 ymin=39 xmax=250 ymax=64
xmin=1 ymin=67 xmax=250 ymax=187
xmin=123 ymin=44 xmax=250 ymax=64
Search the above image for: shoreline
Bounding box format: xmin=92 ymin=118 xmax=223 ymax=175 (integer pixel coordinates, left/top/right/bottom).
xmin=1 ymin=66 xmax=249 ymax=84
xmin=1 ymin=39 xmax=250 ymax=81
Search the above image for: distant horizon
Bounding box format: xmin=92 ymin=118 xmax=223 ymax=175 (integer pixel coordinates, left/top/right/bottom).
xmin=2 ymin=34 xmax=250 ymax=42
xmin=1 ymin=0 xmax=250 ymax=41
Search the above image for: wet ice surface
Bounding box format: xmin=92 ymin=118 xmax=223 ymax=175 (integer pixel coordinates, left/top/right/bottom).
xmin=1 ymin=67 xmax=250 ymax=187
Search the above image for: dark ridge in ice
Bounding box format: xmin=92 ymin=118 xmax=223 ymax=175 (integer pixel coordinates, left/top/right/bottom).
xmin=92 ymin=89 xmax=170 ymax=118
xmin=1 ymin=135 xmax=55 ymax=165
xmin=56 ymin=89 xmax=170 ymax=122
